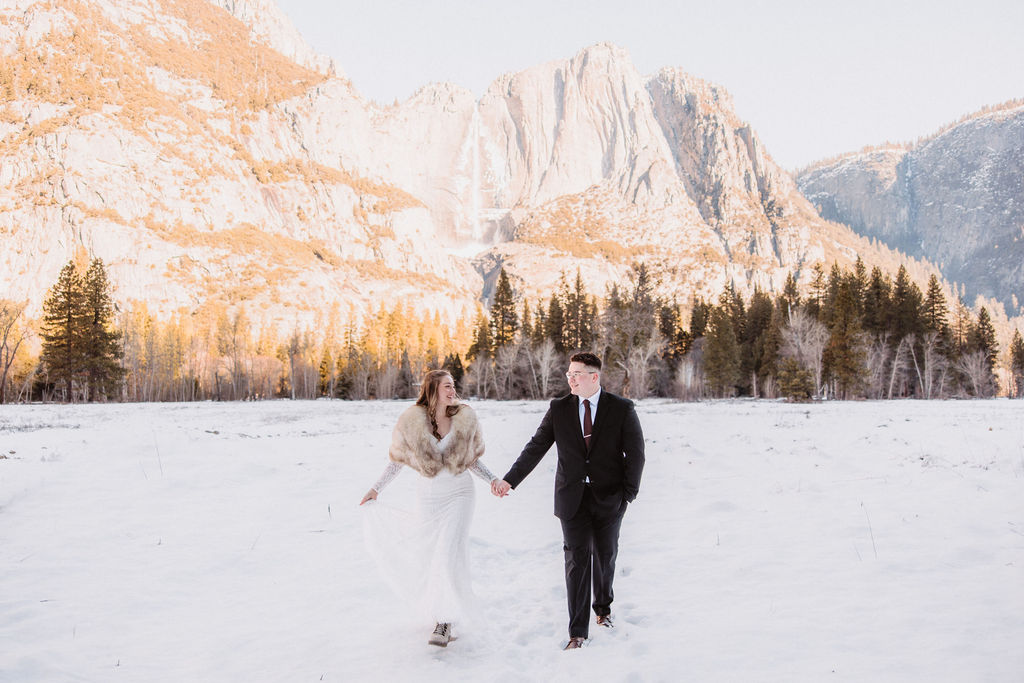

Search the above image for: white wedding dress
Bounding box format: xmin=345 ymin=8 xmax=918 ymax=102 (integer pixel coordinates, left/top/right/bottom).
xmin=362 ymin=431 xmax=495 ymax=625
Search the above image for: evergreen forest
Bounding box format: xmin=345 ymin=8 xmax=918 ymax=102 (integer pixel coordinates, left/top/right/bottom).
xmin=2 ymin=257 xmax=1023 ymax=403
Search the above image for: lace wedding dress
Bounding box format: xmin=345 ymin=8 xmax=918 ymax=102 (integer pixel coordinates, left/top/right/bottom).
xmin=362 ymin=431 xmax=495 ymax=625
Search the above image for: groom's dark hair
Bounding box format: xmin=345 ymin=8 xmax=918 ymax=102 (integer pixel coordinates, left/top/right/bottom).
xmin=570 ymin=352 xmax=602 ymax=370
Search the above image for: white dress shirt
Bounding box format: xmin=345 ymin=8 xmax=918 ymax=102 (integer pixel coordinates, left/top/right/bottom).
xmin=577 ymin=387 xmax=602 ymax=437
xmin=578 ymin=387 xmax=601 ymax=484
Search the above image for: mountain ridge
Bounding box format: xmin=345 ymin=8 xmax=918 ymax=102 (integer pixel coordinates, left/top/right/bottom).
xmin=0 ymin=0 xmax=956 ymax=333
xmin=797 ymin=103 xmax=1024 ymax=311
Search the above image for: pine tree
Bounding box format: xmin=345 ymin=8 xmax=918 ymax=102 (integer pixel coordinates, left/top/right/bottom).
xmin=890 ymin=265 xmax=925 ymax=344
xmin=689 ymin=297 xmax=711 ymax=339
xmin=318 ymin=347 xmax=334 ymax=397
xmin=744 ymin=288 xmax=774 ymax=394
xmin=780 ymin=272 xmax=801 ymax=313
xmin=466 ymin=310 xmax=492 ymax=361
xmin=702 ymin=306 xmax=741 ymax=397
xmin=823 ymin=279 xmax=867 ymax=398
xmin=396 ymin=349 xmax=415 ymax=398
xmin=626 ymin=263 xmax=659 ymax=348
xmin=442 ymin=353 xmax=465 ymax=392
xmin=1009 ymin=329 xmax=1024 ymax=398
xmin=862 ymin=267 xmax=892 ymax=336
xmin=334 ymin=321 xmax=359 ymax=399
xmin=564 ymin=270 xmax=596 ymax=351
xmin=531 ymin=302 xmax=548 ymax=347
xmin=806 ymin=264 xmax=827 ymax=321
xmin=922 ymin=275 xmax=951 ymax=343
xmin=658 ymin=301 xmax=691 ymax=373
xmin=81 ymin=259 xmax=123 ymax=400
xmin=719 ymin=283 xmax=746 ymax=343
xmin=586 ymin=299 xmax=599 ymax=346
xmin=546 ymin=293 xmax=566 ymax=352
xmin=777 ymin=357 xmax=814 ymax=401
xmin=40 ymin=261 xmax=89 ymax=401
xmin=489 ymin=268 xmax=519 ymax=348
xmin=849 ymin=256 xmax=868 ymax=318
xmin=601 ymin=284 xmax=626 ymax=360
xmin=950 ymin=297 xmax=973 ymax=356
xmin=970 ymin=307 xmax=998 ymax=372
xmin=755 ymin=300 xmax=786 ymax=392
xmin=821 ymin=262 xmax=844 ymax=327
xmin=520 ymin=300 xmax=533 ymax=343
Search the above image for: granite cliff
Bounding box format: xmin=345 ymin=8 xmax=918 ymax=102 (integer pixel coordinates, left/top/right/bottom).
xmin=0 ymin=0 xmax=940 ymax=330
xmin=797 ymin=103 xmax=1024 ymax=311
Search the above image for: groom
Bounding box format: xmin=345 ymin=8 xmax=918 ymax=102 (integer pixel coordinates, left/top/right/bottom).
xmin=492 ymin=352 xmax=645 ymax=650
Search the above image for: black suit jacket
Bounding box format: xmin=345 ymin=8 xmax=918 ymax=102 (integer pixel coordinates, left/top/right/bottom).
xmin=504 ymin=391 xmax=645 ymax=520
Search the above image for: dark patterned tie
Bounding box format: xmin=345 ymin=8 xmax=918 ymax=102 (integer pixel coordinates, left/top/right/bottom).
xmin=583 ymin=399 xmax=592 ymax=450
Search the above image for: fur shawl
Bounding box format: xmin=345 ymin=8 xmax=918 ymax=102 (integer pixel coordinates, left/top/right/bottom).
xmin=388 ymin=403 xmax=485 ymax=477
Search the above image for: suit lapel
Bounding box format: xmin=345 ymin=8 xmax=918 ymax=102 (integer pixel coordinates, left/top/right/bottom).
xmin=567 ymin=395 xmax=587 ymax=453
xmin=589 ymin=392 xmax=612 ymax=449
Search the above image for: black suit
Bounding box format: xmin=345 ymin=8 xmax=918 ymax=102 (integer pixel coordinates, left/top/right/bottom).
xmin=504 ymin=391 xmax=645 ymax=638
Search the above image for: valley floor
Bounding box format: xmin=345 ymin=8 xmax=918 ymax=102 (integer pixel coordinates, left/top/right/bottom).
xmin=1 ymin=399 xmax=1022 ymax=681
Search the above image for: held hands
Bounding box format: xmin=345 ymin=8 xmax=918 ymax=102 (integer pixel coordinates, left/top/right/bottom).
xmin=365 ymin=481 xmax=507 ymax=502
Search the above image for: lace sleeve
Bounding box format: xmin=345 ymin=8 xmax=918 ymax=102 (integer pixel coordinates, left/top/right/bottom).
xmin=372 ymin=462 xmax=404 ymax=492
xmin=468 ymin=459 xmax=496 ymax=483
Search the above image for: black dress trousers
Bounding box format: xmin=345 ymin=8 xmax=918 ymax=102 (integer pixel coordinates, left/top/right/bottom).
xmin=559 ymin=485 xmax=625 ymax=639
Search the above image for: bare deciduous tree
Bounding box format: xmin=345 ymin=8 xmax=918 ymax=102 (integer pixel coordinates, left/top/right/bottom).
xmin=346 ymin=351 xmax=373 ymax=400
xmin=617 ymin=333 xmax=664 ymax=399
xmin=675 ymin=338 xmax=705 ymax=401
xmin=864 ymin=334 xmax=891 ymax=399
xmin=917 ymin=331 xmax=949 ymax=399
xmin=525 ymin=338 xmax=561 ymax=398
xmin=493 ymin=343 xmax=521 ymax=397
xmin=0 ymin=300 xmax=30 ymax=404
xmin=781 ymin=308 xmax=828 ymax=398
xmin=249 ymin=354 xmax=283 ymax=400
xmin=888 ymin=335 xmax=915 ymax=399
xmin=219 ymin=309 xmax=253 ymax=399
xmin=375 ymin=357 xmax=400 ymax=399
xmin=957 ymin=350 xmax=997 ymax=397
xmin=464 ymin=356 xmax=496 ymax=399
xmin=15 ymin=360 xmax=39 ymax=402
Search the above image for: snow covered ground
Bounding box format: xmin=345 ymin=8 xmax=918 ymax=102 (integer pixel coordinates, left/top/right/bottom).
xmin=1 ymin=399 xmax=1022 ymax=682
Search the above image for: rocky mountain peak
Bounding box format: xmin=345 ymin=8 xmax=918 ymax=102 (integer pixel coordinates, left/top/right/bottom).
xmin=0 ymin=5 xmax=953 ymax=331
xmin=650 ymin=67 xmax=737 ymax=117
xmin=797 ymin=102 xmax=1024 ymax=310
xmin=404 ymin=81 xmax=476 ymax=109
xmin=572 ymin=41 xmax=634 ymax=72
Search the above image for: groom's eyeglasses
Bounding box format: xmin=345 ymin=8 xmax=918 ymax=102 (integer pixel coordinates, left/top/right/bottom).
xmin=565 ymin=371 xmax=595 ymax=379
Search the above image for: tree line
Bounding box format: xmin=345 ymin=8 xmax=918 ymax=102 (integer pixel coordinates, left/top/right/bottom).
xmin=2 ymin=257 xmax=1023 ymax=403
xmin=461 ymin=261 xmax=1024 ymax=401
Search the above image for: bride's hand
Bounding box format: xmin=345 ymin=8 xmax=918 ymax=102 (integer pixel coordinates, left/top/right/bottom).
xmin=360 ymin=489 xmax=378 ymax=505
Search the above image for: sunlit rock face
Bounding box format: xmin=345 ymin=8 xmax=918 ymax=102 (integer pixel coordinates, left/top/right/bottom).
xmin=0 ymin=2 xmax=935 ymax=329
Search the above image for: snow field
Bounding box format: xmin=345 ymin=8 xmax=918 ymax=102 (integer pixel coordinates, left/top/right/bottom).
xmin=1 ymin=399 xmax=1021 ymax=682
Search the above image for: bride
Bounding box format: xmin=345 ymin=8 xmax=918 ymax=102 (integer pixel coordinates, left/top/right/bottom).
xmin=359 ymin=369 xmax=501 ymax=647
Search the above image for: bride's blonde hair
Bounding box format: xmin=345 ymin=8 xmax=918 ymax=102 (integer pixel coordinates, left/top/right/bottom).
xmin=415 ymin=370 xmax=461 ymax=439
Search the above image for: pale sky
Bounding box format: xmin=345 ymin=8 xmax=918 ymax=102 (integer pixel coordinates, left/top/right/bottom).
xmin=278 ymin=0 xmax=1023 ymax=170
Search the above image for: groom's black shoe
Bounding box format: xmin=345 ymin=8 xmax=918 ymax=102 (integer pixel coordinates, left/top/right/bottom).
xmin=596 ymin=614 xmax=614 ymax=628
xmin=564 ymin=636 xmax=586 ymax=650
